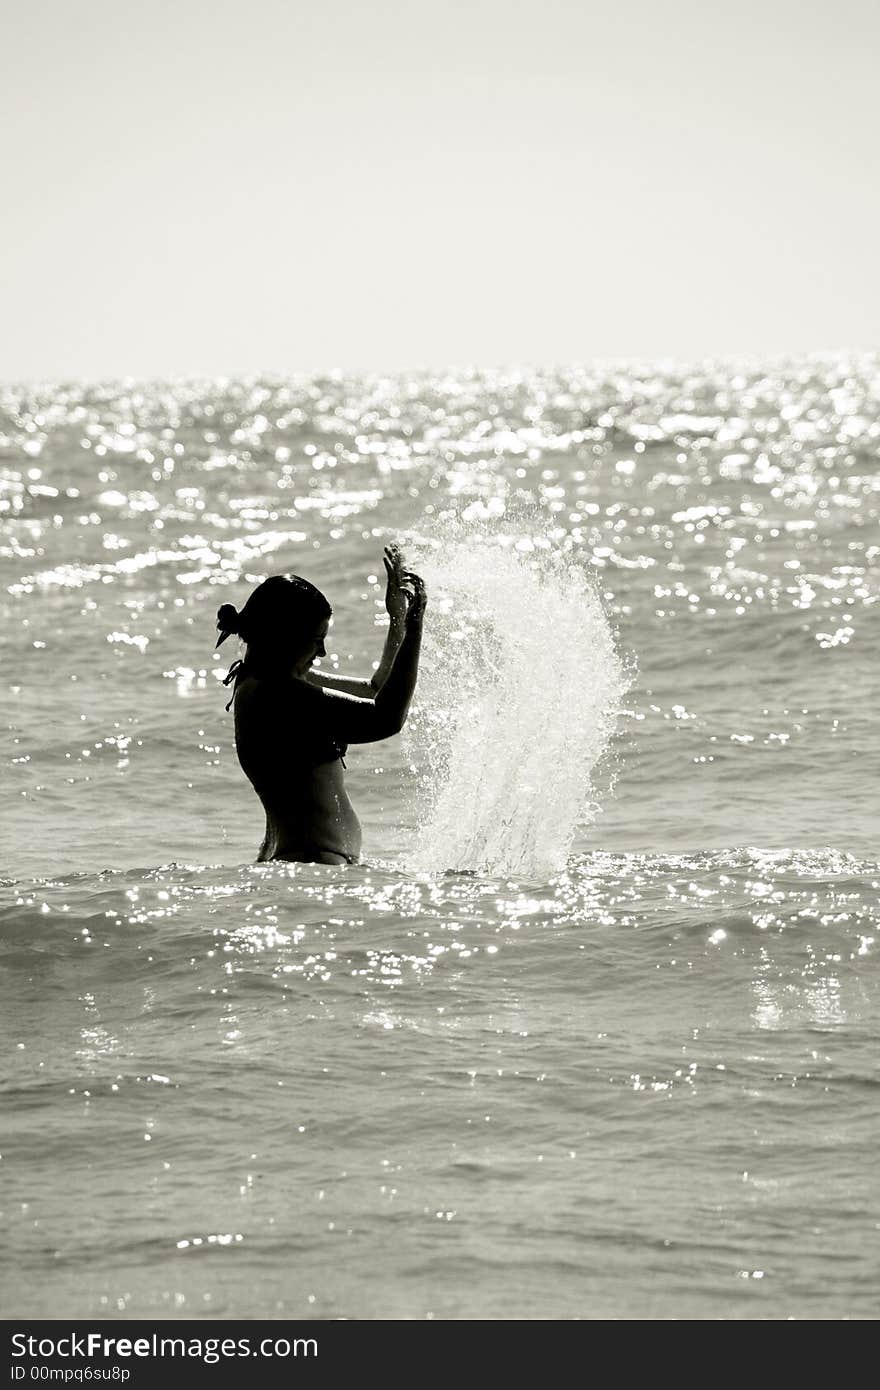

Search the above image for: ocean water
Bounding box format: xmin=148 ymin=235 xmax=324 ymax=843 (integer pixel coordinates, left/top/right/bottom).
xmin=1 ymin=358 xmax=878 ymax=1320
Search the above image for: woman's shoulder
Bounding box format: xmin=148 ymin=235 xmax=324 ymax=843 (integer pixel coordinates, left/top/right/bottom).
xmin=234 ymin=673 xmax=322 ymax=716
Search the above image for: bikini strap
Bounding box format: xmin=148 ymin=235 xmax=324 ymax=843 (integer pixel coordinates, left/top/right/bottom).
xmin=222 ymin=658 xmax=245 ymax=712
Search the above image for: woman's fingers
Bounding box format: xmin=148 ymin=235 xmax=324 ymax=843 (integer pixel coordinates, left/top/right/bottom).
xmin=385 ymin=547 xmax=408 ymax=583
xmin=384 ymin=549 xmax=425 ymax=618
xmin=383 ymin=546 xmax=413 ymax=621
xmin=404 ymin=573 xmax=427 ymax=618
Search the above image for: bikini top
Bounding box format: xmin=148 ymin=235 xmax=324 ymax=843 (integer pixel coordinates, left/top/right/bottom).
xmin=223 ymin=660 xmax=347 ymax=769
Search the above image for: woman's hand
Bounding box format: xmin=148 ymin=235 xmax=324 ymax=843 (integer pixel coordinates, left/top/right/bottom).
xmin=383 ymin=544 xmax=410 ymax=626
xmin=403 ymin=571 xmax=427 ymax=627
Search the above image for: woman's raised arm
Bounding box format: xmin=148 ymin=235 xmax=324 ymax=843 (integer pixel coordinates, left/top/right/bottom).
xmin=294 ymin=573 xmax=425 ymax=744
xmin=306 ymin=545 xmax=407 ymax=698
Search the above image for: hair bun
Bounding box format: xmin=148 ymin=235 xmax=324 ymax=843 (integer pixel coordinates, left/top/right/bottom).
xmin=216 ymin=603 xmax=240 ymax=635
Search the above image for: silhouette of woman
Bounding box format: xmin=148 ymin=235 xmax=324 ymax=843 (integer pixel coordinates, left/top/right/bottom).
xmin=216 ymin=546 xmax=426 ymax=864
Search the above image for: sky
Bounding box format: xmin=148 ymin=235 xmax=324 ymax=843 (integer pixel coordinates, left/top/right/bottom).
xmin=1 ymin=0 xmax=878 ymax=378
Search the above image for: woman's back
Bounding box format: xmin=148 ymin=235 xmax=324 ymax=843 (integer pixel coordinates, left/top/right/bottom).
xmin=233 ymin=674 xmax=362 ymax=864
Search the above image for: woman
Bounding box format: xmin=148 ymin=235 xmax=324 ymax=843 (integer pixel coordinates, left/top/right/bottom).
xmin=215 ymin=546 xmax=426 ymax=865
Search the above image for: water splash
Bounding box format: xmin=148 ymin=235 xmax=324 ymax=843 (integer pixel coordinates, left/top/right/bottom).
xmin=404 ymin=523 xmax=631 ymax=876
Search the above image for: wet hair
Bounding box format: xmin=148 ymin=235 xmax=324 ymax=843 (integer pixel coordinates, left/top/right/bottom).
xmin=216 ymin=574 xmax=332 ymax=705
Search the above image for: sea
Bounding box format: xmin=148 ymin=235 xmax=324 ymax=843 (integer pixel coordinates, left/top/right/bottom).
xmin=1 ymin=357 xmax=878 ymax=1320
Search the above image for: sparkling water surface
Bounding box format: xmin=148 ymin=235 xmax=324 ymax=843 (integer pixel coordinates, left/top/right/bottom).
xmin=1 ymin=358 xmax=879 ymax=1318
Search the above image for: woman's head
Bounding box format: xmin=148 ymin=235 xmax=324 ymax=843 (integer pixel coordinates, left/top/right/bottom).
xmin=216 ymin=574 xmax=332 ymax=675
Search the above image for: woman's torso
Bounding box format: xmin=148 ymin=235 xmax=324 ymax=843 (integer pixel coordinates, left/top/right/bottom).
xmin=232 ymin=675 xmax=361 ymax=864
